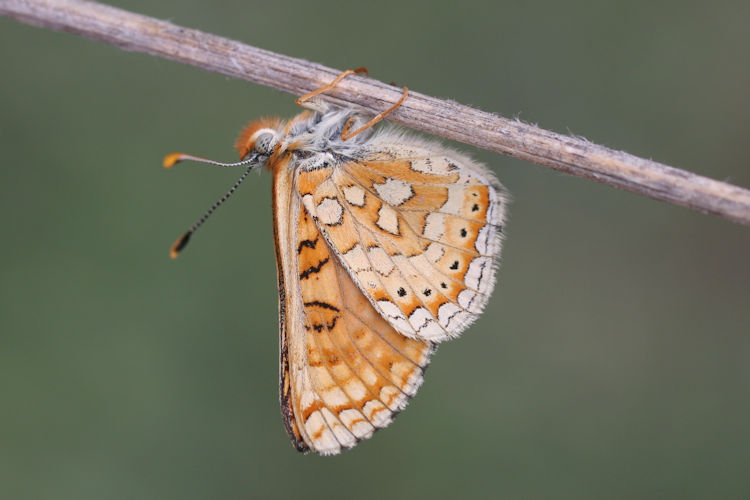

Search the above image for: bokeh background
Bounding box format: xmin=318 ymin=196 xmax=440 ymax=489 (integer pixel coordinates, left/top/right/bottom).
xmin=2 ymin=1 xmax=749 ymax=498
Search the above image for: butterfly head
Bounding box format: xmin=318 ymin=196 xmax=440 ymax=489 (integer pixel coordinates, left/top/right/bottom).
xmin=235 ymin=117 xmax=283 ymax=163
xmin=163 ymin=119 xmax=284 ymax=259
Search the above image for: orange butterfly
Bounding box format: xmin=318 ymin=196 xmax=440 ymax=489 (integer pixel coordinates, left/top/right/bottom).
xmin=165 ymin=69 xmax=508 ymax=454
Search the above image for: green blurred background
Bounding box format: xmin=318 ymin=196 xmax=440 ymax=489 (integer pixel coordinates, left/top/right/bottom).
xmin=2 ymin=1 xmax=749 ymax=498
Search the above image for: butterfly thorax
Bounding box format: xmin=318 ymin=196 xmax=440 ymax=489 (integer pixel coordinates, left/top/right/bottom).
xmin=235 ymin=108 xmax=374 ymax=171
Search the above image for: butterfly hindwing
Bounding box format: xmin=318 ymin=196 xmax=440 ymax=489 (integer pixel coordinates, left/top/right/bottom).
xmin=296 ymin=133 xmax=507 ymax=343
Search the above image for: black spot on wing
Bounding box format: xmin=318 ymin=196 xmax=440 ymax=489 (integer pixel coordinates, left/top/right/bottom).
xmin=297 ymin=237 xmax=319 ymax=254
xmin=303 ymin=300 xmax=340 ymax=312
xmin=300 ymin=257 xmax=329 ymax=280
xmin=307 ymin=316 xmax=339 ymax=333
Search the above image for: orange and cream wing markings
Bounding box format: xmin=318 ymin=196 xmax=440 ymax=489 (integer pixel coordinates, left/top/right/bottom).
xmin=275 ymin=157 xmax=432 ymax=455
xmin=297 ymin=140 xmax=506 ymax=343
xmin=168 ymin=71 xmax=508 ymax=455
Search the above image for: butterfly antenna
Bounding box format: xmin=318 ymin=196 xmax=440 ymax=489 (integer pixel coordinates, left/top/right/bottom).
xmin=164 ymin=152 xmax=258 ymax=259
xmin=163 ymin=152 xmax=256 ymax=169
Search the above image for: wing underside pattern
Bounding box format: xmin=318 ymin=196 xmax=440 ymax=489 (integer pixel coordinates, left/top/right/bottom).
xmin=296 ymin=146 xmax=507 ymax=343
xmin=277 ymin=163 xmax=432 ymax=453
xmin=274 ymin=136 xmax=506 ymax=454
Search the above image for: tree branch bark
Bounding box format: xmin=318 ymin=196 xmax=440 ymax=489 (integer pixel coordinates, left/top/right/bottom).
xmin=3 ymin=0 xmax=750 ymax=227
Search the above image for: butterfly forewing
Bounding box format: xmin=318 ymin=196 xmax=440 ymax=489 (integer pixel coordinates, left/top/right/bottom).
xmin=273 ymin=155 xmax=432 ymax=455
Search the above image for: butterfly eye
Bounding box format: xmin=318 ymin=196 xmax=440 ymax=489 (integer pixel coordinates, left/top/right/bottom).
xmin=254 ymin=132 xmax=277 ymax=155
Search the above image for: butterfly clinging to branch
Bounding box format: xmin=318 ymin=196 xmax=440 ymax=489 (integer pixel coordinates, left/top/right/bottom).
xmin=164 ymin=68 xmax=508 ymax=454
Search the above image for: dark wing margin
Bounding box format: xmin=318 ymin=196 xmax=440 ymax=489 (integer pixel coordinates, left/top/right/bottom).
xmin=272 ymin=154 xmax=310 ymax=453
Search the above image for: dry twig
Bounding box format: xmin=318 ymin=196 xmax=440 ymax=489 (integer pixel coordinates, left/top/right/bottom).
xmin=2 ymin=0 xmax=750 ymax=227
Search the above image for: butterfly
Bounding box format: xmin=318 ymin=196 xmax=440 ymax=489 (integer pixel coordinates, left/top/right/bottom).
xmin=164 ymin=69 xmax=508 ymax=455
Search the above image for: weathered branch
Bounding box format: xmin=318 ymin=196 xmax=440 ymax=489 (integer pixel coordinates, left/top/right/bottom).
xmin=2 ymin=0 xmax=750 ymax=227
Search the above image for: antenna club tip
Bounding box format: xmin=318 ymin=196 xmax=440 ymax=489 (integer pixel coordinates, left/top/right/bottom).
xmin=169 ymin=232 xmax=192 ymax=259
xmin=163 ymin=153 xmax=185 ymax=169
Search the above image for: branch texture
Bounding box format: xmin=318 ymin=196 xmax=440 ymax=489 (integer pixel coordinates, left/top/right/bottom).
xmin=3 ymin=0 xmax=750 ymax=226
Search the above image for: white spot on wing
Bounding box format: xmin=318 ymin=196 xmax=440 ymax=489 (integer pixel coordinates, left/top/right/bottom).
xmin=317 ymin=198 xmax=343 ymax=225
xmin=424 ymin=243 xmax=444 ymax=263
xmin=343 ymin=185 xmax=366 ymax=207
xmin=377 ymin=299 xmax=415 ymax=335
xmin=458 ymin=289 xmax=480 ymax=313
xmin=437 ymin=302 xmax=462 ymax=328
xmin=409 ymin=307 xmax=445 ymax=340
xmin=465 ymin=256 xmax=491 ymax=291
xmin=322 ymin=408 xmax=356 ymax=448
xmin=343 ymin=244 xmax=370 ymax=272
xmin=408 ymin=307 xmax=432 ymax=331
xmin=441 ymin=184 xmax=466 ymax=215
xmin=380 ymin=386 xmax=407 ymax=411
xmin=374 ymin=178 xmax=413 ymax=206
xmin=342 ymin=379 xmax=369 ymax=403
xmin=338 ymin=409 xmax=374 ymax=439
xmin=475 ymin=225 xmax=491 ymax=255
xmin=368 ymin=246 xmax=395 ymax=275
xmin=363 ymin=400 xmax=392 ymax=428
xmin=376 ymin=205 xmax=400 ymax=235
xmin=486 ymin=188 xmax=504 ymax=226
xmin=423 ymin=213 xmax=445 ymax=240
xmin=299 ymin=388 xmax=315 ymax=410
xmin=320 ymin=386 xmax=349 ymax=408
xmin=410 ymin=157 xmax=459 ymax=174
xmin=305 ymin=411 xmax=340 ymax=454
xmin=302 ymin=194 xmax=316 ymax=216
xmin=402 ymin=368 xmax=424 ymax=396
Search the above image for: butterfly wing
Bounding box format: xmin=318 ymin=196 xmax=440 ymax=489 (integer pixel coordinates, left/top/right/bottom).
xmin=273 ymin=156 xmax=433 ymax=455
xmin=296 ymin=132 xmax=508 ymax=343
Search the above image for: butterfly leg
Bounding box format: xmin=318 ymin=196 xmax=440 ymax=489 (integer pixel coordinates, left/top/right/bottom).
xmin=295 ymin=68 xmax=408 ymax=141
xmin=340 ymin=85 xmax=408 ymax=141
xmin=295 ymin=67 xmax=369 ymax=111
